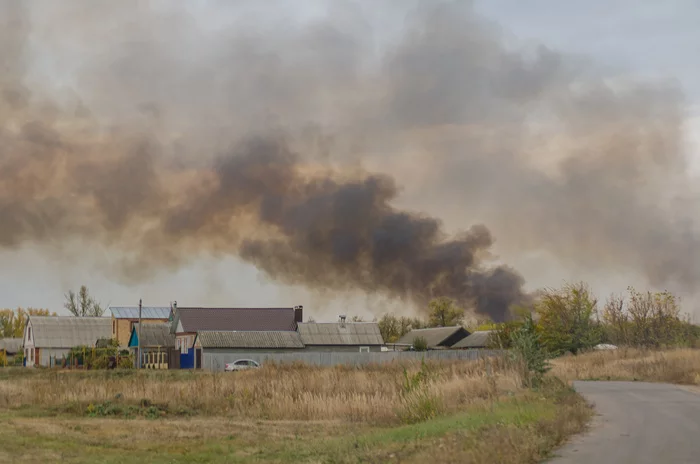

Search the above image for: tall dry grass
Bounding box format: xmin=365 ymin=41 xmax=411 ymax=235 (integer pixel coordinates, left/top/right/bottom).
xmin=0 ymin=358 xmax=523 ymax=424
xmin=551 ymin=348 xmax=700 ymax=385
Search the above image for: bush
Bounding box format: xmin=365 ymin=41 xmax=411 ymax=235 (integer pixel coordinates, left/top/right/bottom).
xmin=118 ymin=357 xmax=134 ymax=369
xmin=510 ymin=314 xmax=550 ymax=388
xmin=412 ymin=336 xmax=428 ymax=351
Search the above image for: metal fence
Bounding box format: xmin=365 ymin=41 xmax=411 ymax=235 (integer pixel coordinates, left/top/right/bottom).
xmin=204 ymin=349 xmax=505 ymax=371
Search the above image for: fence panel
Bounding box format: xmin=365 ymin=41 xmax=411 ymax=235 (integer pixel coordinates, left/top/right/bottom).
xmin=203 ymin=349 xmax=505 ymax=371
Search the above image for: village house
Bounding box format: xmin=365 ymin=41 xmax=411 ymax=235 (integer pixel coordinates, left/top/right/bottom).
xmin=23 ymin=316 xmax=112 ymax=367
xmin=451 ymin=330 xmax=495 ymax=349
xmin=297 ymin=318 xmax=384 ymax=352
xmin=395 ymin=326 xmax=470 ymax=350
xmin=169 ymin=304 xmax=303 ymax=368
xmin=128 ymin=322 xmax=175 ymax=369
xmin=109 ymin=306 xmax=171 ymax=347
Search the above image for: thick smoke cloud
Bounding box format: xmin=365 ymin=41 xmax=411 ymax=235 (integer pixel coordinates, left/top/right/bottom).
xmin=0 ymin=1 xmax=697 ymax=319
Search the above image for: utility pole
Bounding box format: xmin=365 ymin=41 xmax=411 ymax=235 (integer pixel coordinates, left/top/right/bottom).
xmin=137 ymin=299 xmax=142 ymax=369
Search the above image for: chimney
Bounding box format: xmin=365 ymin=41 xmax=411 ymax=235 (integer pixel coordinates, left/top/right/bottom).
xmin=339 ymin=314 xmax=346 ymax=328
xmin=294 ymin=305 xmax=303 ymax=324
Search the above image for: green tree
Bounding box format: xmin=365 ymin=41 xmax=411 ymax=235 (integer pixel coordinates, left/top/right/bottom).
xmin=64 ymin=285 xmax=104 ymax=317
xmin=378 ymin=314 xmax=426 ymax=343
xmin=536 ymin=282 xmax=602 ymax=355
xmin=427 ymin=297 xmax=464 ymax=327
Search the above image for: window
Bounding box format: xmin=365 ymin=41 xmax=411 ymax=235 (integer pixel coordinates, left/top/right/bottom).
xmin=112 ymin=320 xmax=116 ymax=335
xmin=28 ymin=327 xmax=31 ymax=342
xmin=359 ymin=346 xmax=370 ymax=353
xmin=30 ymin=349 xmax=34 ymax=363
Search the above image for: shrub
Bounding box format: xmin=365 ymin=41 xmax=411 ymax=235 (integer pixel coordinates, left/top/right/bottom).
xmin=412 ymin=336 xmax=428 ymax=351
xmin=118 ymin=357 xmax=134 ymax=369
xmin=510 ymin=314 xmax=550 ymax=388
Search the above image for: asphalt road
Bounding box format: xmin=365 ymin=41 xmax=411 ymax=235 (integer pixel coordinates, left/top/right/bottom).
xmin=548 ymin=381 xmax=700 ymax=464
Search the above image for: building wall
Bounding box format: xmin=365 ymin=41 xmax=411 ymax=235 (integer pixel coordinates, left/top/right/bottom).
xmin=202 ymin=349 xmax=504 ymax=371
xmin=303 ymin=345 xmax=382 ymax=353
xmin=114 ymin=318 xmax=169 ymax=347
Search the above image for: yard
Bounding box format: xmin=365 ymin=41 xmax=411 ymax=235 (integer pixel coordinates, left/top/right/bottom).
xmin=0 ymin=358 xmax=590 ymax=463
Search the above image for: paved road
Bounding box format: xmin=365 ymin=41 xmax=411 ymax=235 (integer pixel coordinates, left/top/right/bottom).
xmin=548 ymin=381 xmax=700 ymax=464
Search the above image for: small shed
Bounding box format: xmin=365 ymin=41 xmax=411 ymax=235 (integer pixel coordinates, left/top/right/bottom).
xmin=395 ymin=326 xmax=470 ymax=350
xmin=195 ymin=330 xmax=304 ymax=370
xmin=23 ymin=316 xmax=112 ymax=367
xmin=128 ymin=323 xmax=175 ymax=369
xmin=451 ymin=330 xmax=495 ymax=349
xmin=297 ymin=322 xmax=385 ymax=352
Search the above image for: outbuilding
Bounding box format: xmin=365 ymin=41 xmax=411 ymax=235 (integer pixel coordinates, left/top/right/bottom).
xmin=128 ymin=322 xmax=175 ymax=369
xmin=451 ymin=330 xmax=495 ymax=349
xmin=109 ymin=306 xmax=171 ymax=347
xmin=395 ymin=326 xmax=470 ymax=350
xmin=297 ymin=321 xmax=384 ymax=352
xmin=195 ymin=330 xmax=305 ymax=370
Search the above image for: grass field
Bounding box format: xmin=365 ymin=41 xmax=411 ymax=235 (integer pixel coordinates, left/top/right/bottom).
xmin=0 ymin=358 xmax=591 ymax=463
xmin=551 ymin=348 xmax=700 ymax=385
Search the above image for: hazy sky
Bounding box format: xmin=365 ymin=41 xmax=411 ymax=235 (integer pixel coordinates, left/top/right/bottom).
xmin=1 ymin=0 xmax=699 ymax=319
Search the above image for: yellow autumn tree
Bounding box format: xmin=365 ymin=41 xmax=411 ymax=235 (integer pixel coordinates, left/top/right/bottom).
xmin=0 ymin=308 xmax=55 ymax=338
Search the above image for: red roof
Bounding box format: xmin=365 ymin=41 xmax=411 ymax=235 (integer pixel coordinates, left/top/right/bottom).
xmin=175 ymin=307 xmax=297 ymax=332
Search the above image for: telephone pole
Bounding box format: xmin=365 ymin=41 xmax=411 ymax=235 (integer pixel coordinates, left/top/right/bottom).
xmin=137 ymin=299 xmax=142 ymax=369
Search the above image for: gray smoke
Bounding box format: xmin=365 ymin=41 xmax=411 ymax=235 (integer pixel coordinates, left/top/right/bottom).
xmin=0 ymin=1 xmax=697 ymax=319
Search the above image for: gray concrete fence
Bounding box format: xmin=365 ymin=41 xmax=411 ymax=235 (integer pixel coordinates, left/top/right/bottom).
xmin=203 ymin=349 xmax=505 ymax=371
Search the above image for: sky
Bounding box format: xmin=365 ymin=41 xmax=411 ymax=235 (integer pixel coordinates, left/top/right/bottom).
xmin=1 ymin=0 xmax=699 ymax=320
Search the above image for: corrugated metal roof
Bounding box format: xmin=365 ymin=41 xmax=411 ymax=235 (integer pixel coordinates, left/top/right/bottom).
xmin=177 ymin=308 xmax=297 ymax=332
xmin=452 ymin=330 xmax=494 ymax=349
xmin=196 ymin=331 xmax=304 ymax=349
xmin=297 ymin=323 xmax=384 ymax=346
xmin=130 ymin=323 xmax=175 ymax=347
xmin=29 ymin=316 xmax=112 ymax=348
xmin=110 ymin=306 xmax=171 ymax=319
xmin=396 ymin=326 xmax=468 ymax=348
xmin=0 ymin=338 xmax=23 ymax=354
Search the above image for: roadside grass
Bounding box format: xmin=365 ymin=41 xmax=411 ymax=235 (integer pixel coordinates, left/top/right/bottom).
xmin=0 ymin=377 xmax=590 ymax=464
xmin=550 ymin=348 xmax=700 ymax=385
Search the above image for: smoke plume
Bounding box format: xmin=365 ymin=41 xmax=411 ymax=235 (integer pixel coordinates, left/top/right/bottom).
xmin=1 ymin=1 xmax=698 ymax=320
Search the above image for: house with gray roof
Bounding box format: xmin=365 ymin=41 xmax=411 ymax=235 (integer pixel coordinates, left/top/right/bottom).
xmin=109 ymin=305 xmax=171 ymax=347
xmin=169 ymin=303 xmax=303 ymax=369
xmin=451 ymin=330 xmax=495 ymax=349
xmin=395 ymin=326 xmax=470 ymax=350
xmin=23 ymin=316 xmax=112 ymax=367
xmin=297 ymin=320 xmax=385 ymax=352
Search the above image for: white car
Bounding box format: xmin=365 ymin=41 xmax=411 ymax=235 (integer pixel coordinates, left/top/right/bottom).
xmin=224 ymin=359 xmax=260 ymax=372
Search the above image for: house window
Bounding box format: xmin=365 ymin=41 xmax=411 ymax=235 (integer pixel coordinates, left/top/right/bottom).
xmin=359 ymin=346 xmax=370 ymax=353
xmin=112 ymin=320 xmax=116 ymax=335
xmin=30 ymin=349 xmax=34 ymax=362
xmin=28 ymin=327 xmax=31 ymax=341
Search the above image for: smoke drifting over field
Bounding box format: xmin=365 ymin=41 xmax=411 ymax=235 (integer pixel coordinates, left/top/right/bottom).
xmin=1 ymin=1 xmax=698 ymax=320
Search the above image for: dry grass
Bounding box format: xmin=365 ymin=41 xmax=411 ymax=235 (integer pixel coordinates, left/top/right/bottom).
xmin=551 ymin=347 xmax=700 ymax=385
xmin=0 ymin=358 xmax=523 ymax=424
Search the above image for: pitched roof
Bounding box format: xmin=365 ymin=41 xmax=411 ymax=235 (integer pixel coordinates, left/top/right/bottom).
xmin=28 ymin=316 xmax=112 ymax=348
xmin=129 ymin=323 xmax=175 ymax=348
xmin=395 ymin=326 xmax=469 ymax=348
xmin=195 ymin=331 xmax=304 ymax=349
xmin=175 ymin=307 xmax=297 ymax=333
xmin=0 ymin=338 xmax=22 ymax=354
xmin=110 ymin=306 xmax=171 ymax=319
xmin=451 ymin=330 xmax=495 ymax=349
xmin=297 ymin=322 xmax=384 ymax=346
